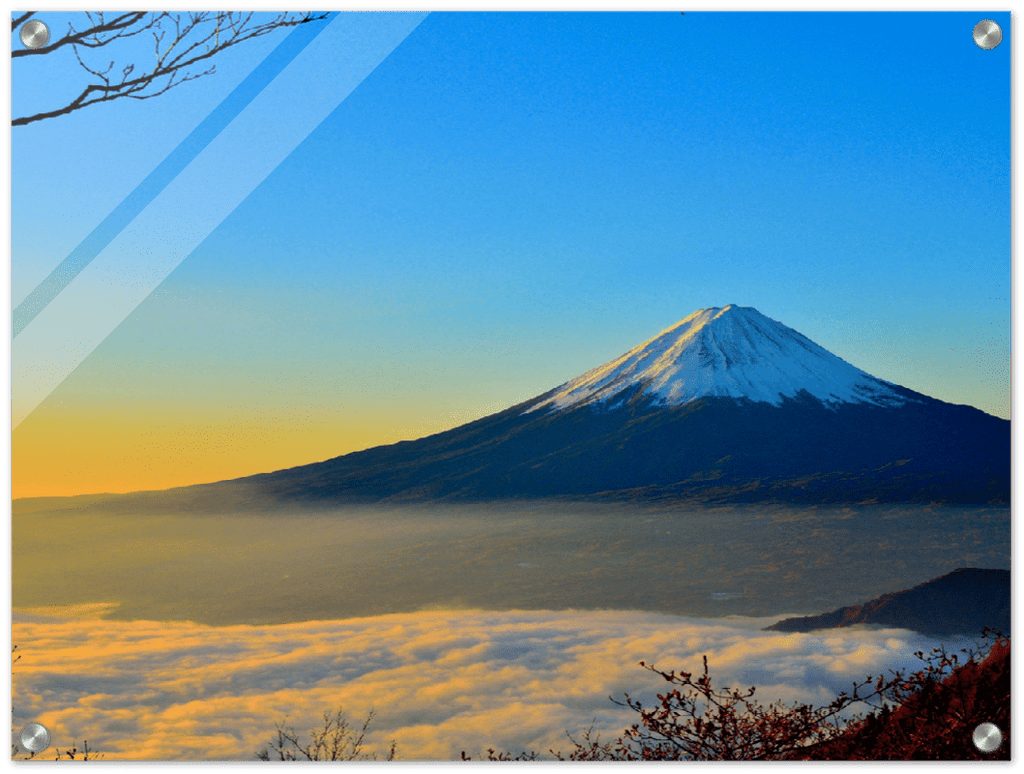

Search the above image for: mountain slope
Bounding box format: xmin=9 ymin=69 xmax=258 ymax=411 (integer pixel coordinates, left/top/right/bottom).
xmin=244 ymin=390 xmax=1006 ymax=505
xmin=238 ymin=306 xmax=1008 ymax=506
xmin=765 ymin=567 xmax=1010 ymax=638
xmin=59 ymin=305 xmax=1006 ymax=510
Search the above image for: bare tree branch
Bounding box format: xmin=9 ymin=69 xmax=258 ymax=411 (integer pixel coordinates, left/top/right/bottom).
xmin=12 ymin=11 xmax=330 ymax=127
xmin=255 ymin=707 xmax=396 ymax=761
xmin=11 ymin=12 xmax=34 ymax=33
xmin=12 ymin=12 xmax=149 ymax=59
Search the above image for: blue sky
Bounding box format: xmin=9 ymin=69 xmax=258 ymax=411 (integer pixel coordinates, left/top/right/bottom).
xmin=11 ymin=11 xmax=1011 ymax=496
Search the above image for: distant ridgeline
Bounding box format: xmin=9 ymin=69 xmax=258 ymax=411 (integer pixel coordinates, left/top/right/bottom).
xmin=765 ymin=568 xmax=1010 ymax=637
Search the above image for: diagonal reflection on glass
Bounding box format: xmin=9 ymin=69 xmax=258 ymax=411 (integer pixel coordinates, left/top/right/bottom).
xmin=12 ymin=12 xmax=429 ymax=429
xmin=12 ymin=14 xmax=336 ymax=338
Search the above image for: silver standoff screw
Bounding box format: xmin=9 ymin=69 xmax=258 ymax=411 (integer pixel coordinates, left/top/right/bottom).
xmin=973 ymin=20 xmax=1002 ymax=50
xmin=19 ymin=19 xmax=50 ymax=49
xmin=972 ymin=722 xmax=1003 ymax=754
xmin=19 ymin=722 xmax=51 ymax=754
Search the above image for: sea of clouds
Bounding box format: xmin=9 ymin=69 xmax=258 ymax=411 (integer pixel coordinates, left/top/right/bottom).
xmin=11 ymin=606 xmax=969 ymax=762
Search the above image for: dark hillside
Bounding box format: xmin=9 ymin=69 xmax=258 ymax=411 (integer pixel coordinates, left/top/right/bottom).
xmin=788 ymin=637 xmax=1010 ymax=760
xmin=766 ymin=568 xmax=1010 ymax=636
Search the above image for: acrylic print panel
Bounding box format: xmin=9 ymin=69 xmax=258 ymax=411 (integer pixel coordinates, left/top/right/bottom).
xmin=11 ymin=11 xmax=1010 ymax=761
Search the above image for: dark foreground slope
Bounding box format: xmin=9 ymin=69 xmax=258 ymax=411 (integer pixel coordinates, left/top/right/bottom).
xmin=789 ymin=637 xmax=1010 ymax=760
xmin=765 ymin=568 xmax=1010 ymax=636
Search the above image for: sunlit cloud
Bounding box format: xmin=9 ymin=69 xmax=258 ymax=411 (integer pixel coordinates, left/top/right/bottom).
xmin=12 ymin=608 xmax=967 ymax=761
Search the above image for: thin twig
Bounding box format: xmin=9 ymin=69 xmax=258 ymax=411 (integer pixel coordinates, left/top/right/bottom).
xmin=12 ymin=11 xmax=329 ymax=126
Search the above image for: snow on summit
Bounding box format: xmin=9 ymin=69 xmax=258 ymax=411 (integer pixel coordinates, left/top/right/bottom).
xmin=530 ymin=305 xmax=909 ymax=413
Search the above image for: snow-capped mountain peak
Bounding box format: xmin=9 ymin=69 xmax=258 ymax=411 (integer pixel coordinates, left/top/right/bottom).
xmin=528 ymin=305 xmax=909 ymax=413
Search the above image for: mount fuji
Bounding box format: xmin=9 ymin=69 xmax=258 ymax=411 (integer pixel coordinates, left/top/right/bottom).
xmin=527 ymin=305 xmax=909 ymax=412
xmin=219 ymin=306 xmax=1011 ymax=506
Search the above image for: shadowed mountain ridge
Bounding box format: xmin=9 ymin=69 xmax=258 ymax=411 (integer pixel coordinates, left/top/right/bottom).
xmin=765 ymin=568 xmax=1010 ymax=636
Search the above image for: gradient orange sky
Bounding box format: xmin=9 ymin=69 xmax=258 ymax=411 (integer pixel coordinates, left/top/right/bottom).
xmin=12 ymin=372 xmax=525 ymax=499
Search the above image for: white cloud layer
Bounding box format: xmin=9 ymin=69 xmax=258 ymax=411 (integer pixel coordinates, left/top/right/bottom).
xmin=12 ymin=608 xmax=967 ymax=761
